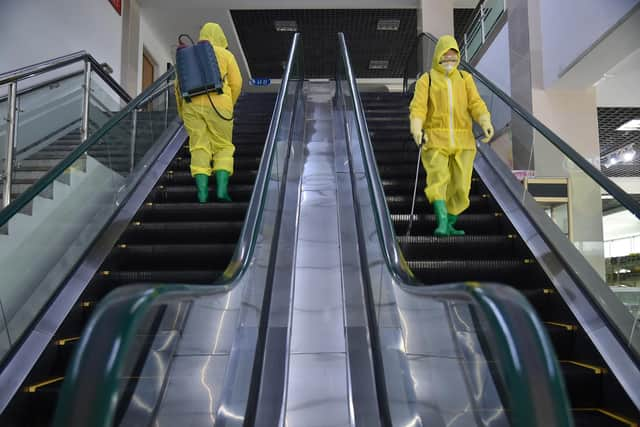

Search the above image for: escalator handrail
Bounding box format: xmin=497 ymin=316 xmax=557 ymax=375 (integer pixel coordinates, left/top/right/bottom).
xmin=403 ymin=32 xmax=640 ymax=220
xmin=0 ymin=66 xmax=172 ymax=228
xmin=0 ymin=50 xmax=131 ymax=103
xmin=52 ymin=33 xmax=302 ymax=427
xmin=338 ymin=32 xmax=574 ymax=427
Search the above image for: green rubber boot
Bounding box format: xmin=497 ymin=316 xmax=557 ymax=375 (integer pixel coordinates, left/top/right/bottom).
xmin=432 ymin=200 xmax=449 ymax=236
xmin=194 ymin=174 xmax=209 ymax=203
xmin=215 ymin=170 xmax=232 ymax=202
xmin=447 ymin=214 xmax=465 ymax=236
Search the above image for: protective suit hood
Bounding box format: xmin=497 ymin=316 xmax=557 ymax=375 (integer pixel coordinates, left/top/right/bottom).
xmin=432 ymin=35 xmax=460 ymax=74
xmin=200 ymin=22 xmax=228 ymax=48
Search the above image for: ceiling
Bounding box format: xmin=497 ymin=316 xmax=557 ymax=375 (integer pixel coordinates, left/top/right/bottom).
xmin=598 ymin=107 xmax=640 ymax=178
xmin=231 ymin=9 xmax=417 ymax=78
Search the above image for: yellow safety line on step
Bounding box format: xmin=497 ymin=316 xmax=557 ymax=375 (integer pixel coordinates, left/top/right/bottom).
xmin=561 ymin=360 xmax=607 ymax=374
xmin=543 ymin=288 xmax=555 ymax=294
xmin=574 ymin=408 xmax=638 ymax=427
xmin=24 ymin=377 xmax=64 ymax=392
xmin=55 ymin=337 xmax=80 ymax=346
xmin=545 ymin=321 xmax=577 ymax=331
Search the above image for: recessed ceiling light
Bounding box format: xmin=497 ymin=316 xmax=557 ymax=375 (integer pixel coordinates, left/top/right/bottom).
xmin=274 ymin=20 xmax=297 ymax=32
xmin=616 ymin=119 xmax=640 ymax=131
xmin=369 ymin=60 xmax=389 ymax=70
xmin=377 ymin=19 xmax=400 ymax=31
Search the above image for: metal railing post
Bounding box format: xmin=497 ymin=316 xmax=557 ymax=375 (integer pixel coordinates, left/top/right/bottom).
xmin=163 ymin=84 xmax=169 ymax=129
xmin=80 ymin=60 xmax=92 ymax=141
xmin=480 ymin=1 xmax=486 ymax=43
xmin=130 ymin=108 xmax=138 ymax=173
xmin=464 ymin=33 xmax=469 ymax=61
xmin=2 ymin=81 xmax=18 ymax=208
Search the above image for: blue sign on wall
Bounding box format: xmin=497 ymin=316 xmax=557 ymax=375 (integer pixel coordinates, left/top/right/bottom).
xmin=250 ymin=78 xmax=271 ymax=86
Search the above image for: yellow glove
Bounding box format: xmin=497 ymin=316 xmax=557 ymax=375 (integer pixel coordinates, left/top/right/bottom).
xmin=479 ymin=114 xmax=494 ymax=143
xmin=410 ymin=117 xmax=425 ymax=147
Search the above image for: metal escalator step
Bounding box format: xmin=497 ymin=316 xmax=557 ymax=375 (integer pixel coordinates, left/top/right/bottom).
xmin=560 ymin=361 xmax=604 ymax=408
xmin=397 ymin=235 xmax=516 ymax=259
xmin=136 ymin=202 xmax=248 ymax=222
xmin=121 ymin=221 xmax=243 ymax=244
xmin=160 ymin=170 xmax=257 ymax=185
xmin=149 ymin=185 xmax=253 ymax=203
xmin=386 ymin=194 xmax=490 ymax=213
xmin=107 ymin=243 xmax=235 ymax=269
xmin=96 ymin=269 xmax=224 ymax=285
xmin=392 ymin=213 xmax=504 ymax=235
xmin=572 ymin=409 xmax=637 ymax=427
xmin=408 ymin=259 xmax=534 ymax=285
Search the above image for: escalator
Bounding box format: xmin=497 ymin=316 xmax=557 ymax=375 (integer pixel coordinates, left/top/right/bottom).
xmin=360 ymin=89 xmax=639 ymax=424
xmin=0 ymin=90 xmax=276 ymax=426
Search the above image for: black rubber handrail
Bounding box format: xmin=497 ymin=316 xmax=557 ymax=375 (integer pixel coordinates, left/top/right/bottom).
xmin=0 ymin=51 xmax=131 ymax=103
xmin=51 ymin=33 xmax=303 ymax=427
xmin=402 ymin=32 xmax=640 ymax=220
xmin=338 ymin=32 xmax=574 ymax=427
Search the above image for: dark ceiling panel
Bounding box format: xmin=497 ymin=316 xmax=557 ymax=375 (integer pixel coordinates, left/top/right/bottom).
xmin=598 ymin=107 xmax=640 ymax=178
xmin=231 ymin=9 xmax=417 ymax=79
xmin=454 ymin=8 xmax=476 ymax=43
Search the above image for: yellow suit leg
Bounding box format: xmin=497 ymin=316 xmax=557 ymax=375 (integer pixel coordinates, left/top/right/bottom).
xmin=202 ymin=107 xmax=235 ymax=176
xmin=422 ymin=148 xmax=450 ymax=204
xmin=446 ymin=149 xmax=476 ymax=215
xmin=183 ymin=105 xmax=213 ymax=177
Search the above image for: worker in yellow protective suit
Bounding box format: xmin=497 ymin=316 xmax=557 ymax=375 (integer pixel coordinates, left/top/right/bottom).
xmin=409 ymin=35 xmax=494 ymax=236
xmin=175 ymin=22 xmax=243 ymax=202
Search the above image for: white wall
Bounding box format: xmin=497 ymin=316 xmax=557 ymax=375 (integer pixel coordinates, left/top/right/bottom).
xmin=0 ymin=0 xmax=123 ymax=82
xmin=538 ymin=0 xmax=639 ymax=88
xmin=596 ymin=48 xmax=640 ymax=107
xmin=137 ymin=13 xmax=174 ymax=93
xmin=475 ymin=22 xmax=511 ymax=95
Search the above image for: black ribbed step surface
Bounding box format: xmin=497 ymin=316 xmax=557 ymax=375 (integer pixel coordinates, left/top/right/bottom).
xmin=363 ymin=92 xmax=639 ymax=425
xmin=1 ymin=93 xmax=276 ymax=427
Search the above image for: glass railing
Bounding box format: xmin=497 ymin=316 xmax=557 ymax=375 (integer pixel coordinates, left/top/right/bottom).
xmin=404 ymin=31 xmax=640 ymax=383
xmin=0 ymin=68 xmax=176 ymax=364
xmin=52 ymin=33 xmax=304 ymax=427
xmin=338 ymin=32 xmax=573 ymax=427
xmin=459 ymin=0 xmax=507 ymax=62
xmin=0 ymin=52 xmax=131 ymax=207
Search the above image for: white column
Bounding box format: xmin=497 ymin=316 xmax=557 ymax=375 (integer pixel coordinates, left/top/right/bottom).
xmin=532 ymin=88 xmax=606 ymax=278
xmin=417 ymin=0 xmax=454 ymax=37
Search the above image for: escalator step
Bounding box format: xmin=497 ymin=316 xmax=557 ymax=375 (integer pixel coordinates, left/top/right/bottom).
xmin=160 ymin=170 xmax=257 ymax=186
xmin=397 ymin=235 xmax=517 ymax=259
xmin=149 ymin=185 xmax=254 ymax=203
xmin=121 ymin=221 xmax=243 ymax=244
xmin=135 ymin=202 xmax=249 ymax=222
xmin=392 ymin=213 xmax=505 ymax=235
xmin=95 ymin=269 xmax=225 ymax=285
xmin=407 ymin=259 xmax=535 ymax=285
xmin=386 ymin=194 xmax=491 ymax=213
xmin=572 ymin=409 xmax=637 ymax=427
xmin=561 ymin=361 xmax=603 ymax=407
xmin=106 ymin=243 xmax=235 ymax=269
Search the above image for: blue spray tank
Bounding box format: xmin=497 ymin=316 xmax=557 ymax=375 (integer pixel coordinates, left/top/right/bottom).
xmin=175 ymin=34 xmax=232 ymax=120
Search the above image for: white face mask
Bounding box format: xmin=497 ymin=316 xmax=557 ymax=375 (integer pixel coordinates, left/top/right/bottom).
xmin=442 ymin=63 xmax=455 ymax=73
xmin=440 ymin=54 xmax=458 ymax=73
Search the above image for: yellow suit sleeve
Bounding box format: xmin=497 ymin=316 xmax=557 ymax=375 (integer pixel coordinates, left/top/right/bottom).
xmin=409 ymin=73 xmax=430 ymax=122
xmin=173 ymin=80 xmax=184 ymax=121
xmin=463 ymin=72 xmax=490 ymax=123
xmin=226 ymin=53 xmax=243 ymax=106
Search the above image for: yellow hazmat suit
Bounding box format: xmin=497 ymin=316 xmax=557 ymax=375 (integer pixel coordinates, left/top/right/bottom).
xmin=409 ymin=35 xmax=492 ymax=235
xmin=175 ymin=23 xmax=243 ymax=178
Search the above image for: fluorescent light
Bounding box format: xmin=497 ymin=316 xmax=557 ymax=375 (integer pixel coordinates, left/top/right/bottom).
xmin=274 ymin=20 xmax=297 ymax=32
xmin=377 ymin=19 xmax=400 ymax=31
xmin=623 ymin=149 xmax=636 ymax=162
xmin=616 ymin=119 xmax=640 ymax=131
xmin=369 ymin=60 xmax=389 ymax=70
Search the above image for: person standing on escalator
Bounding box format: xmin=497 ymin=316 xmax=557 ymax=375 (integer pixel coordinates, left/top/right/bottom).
xmin=175 ymin=22 xmax=243 ymax=203
xmin=409 ymin=35 xmax=494 ymax=236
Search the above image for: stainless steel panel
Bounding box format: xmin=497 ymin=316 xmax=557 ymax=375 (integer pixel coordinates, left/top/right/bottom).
xmin=285 ymin=353 xmax=350 ymax=427
xmin=175 ymin=301 xmax=240 ymax=356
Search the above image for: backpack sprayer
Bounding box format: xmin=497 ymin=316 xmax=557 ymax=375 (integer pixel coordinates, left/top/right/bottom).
xmin=175 ymin=34 xmax=233 ymax=121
